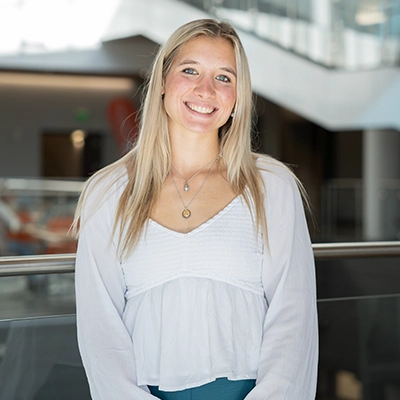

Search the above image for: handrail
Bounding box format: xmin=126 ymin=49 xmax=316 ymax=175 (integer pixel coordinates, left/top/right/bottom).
xmin=0 ymin=177 xmax=84 ymax=194
xmin=312 ymin=241 xmax=400 ymax=260
xmin=0 ymin=253 xmax=75 ymax=277
xmin=0 ymin=242 xmax=399 ymax=277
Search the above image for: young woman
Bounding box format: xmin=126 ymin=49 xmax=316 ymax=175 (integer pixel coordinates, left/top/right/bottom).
xmin=74 ymin=19 xmax=318 ymax=400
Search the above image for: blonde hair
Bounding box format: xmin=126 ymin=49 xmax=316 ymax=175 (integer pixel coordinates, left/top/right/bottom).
xmin=73 ymin=19 xmax=303 ymax=259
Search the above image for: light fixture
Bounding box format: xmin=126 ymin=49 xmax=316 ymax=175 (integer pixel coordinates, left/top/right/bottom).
xmin=71 ymin=129 xmax=86 ymax=149
xmin=0 ymin=72 xmax=135 ymax=91
xmin=355 ymin=10 xmax=387 ymax=26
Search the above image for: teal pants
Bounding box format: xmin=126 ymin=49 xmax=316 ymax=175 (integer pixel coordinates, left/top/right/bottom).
xmin=148 ymin=378 xmax=256 ymax=400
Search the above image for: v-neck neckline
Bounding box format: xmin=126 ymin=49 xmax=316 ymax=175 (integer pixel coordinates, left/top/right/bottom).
xmin=149 ymin=195 xmax=241 ymax=237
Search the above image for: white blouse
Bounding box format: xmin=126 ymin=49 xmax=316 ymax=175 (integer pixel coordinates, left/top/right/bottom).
xmin=75 ymin=158 xmax=318 ymax=400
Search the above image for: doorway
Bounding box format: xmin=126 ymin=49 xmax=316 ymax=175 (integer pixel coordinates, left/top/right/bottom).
xmin=41 ymin=131 xmax=103 ymax=178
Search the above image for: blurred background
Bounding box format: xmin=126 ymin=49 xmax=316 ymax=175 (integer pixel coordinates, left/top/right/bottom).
xmin=0 ymin=1 xmax=399 ymax=399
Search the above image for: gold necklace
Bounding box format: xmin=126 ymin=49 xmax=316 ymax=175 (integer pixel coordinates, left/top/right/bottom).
xmin=171 ymin=154 xmax=219 ymax=192
xmin=170 ymin=155 xmax=220 ymax=219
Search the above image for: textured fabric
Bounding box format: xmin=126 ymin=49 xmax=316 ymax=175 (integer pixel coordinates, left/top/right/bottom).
xmin=149 ymin=378 xmax=256 ymax=400
xmin=123 ymin=195 xmax=263 ymax=298
xmin=75 ymin=157 xmax=319 ymax=400
xmin=121 ymin=195 xmax=265 ymax=390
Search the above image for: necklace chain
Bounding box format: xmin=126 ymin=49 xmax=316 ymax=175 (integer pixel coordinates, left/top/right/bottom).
xmin=170 ymin=155 xmax=220 ymax=219
xmin=171 ymin=154 xmax=219 ymax=192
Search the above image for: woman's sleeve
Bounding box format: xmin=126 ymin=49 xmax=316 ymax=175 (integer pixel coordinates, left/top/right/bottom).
xmin=246 ymin=169 xmax=318 ymax=400
xmin=75 ymin=178 xmax=156 ymax=400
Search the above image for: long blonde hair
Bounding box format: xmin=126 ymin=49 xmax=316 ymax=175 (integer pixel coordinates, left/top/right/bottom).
xmin=73 ymin=19 xmax=295 ymax=259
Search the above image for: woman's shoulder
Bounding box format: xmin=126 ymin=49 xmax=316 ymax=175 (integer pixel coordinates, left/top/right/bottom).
xmin=89 ymin=163 xmax=128 ymax=189
xmin=82 ymin=162 xmax=129 ymax=208
xmin=254 ymin=154 xmax=297 ymax=188
xmin=254 ymin=154 xmax=310 ymax=213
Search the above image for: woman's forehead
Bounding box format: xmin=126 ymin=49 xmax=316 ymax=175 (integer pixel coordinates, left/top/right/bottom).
xmin=173 ymin=36 xmax=236 ymax=69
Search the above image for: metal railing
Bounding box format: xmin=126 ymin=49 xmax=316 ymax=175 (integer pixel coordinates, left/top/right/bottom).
xmin=0 ymin=242 xmax=399 ymax=277
xmin=0 ymin=253 xmax=75 ymax=277
xmin=0 ymin=177 xmax=84 ymax=195
xmin=321 ymin=178 xmax=400 ymax=241
xmin=312 ymin=241 xmax=400 ymax=259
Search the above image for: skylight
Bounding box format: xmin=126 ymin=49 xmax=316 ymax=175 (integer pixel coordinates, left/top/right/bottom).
xmin=0 ymin=0 xmax=121 ymax=55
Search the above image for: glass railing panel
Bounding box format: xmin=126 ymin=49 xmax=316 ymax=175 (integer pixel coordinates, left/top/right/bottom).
xmin=317 ymin=294 xmax=400 ymax=400
xmin=316 ymin=252 xmax=400 ymax=399
xmin=0 ymin=178 xmax=83 ymax=257
xmin=182 ymin=0 xmax=400 ymax=70
xmin=0 ymin=315 xmax=91 ymax=400
xmin=316 ymin=256 xmax=400 ymax=300
xmin=0 ymin=273 xmax=75 ymax=320
xmin=320 ymin=179 xmax=400 ymax=242
xmin=1 ymin=297 xmax=398 ymax=400
xmin=381 ymin=183 xmax=400 ymax=241
xmin=321 ymin=179 xmax=363 ymax=242
xmin=0 ymin=246 xmax=399 ymax=399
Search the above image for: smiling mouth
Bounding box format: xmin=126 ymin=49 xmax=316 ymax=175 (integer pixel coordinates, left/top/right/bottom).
xmin=186 ymin=102 xmax=216 ymax=115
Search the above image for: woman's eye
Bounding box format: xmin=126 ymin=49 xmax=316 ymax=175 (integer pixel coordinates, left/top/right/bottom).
xmin=183 ymin=68 xmax=197 ymax=75
xmin=216 ymin=75 xmax=230 ymax=83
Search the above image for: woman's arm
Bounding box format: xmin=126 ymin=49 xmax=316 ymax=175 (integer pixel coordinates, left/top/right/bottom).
xmin=75 ymin=176 xmax=156 ymax=400
xmin=246 ymin=166 xmax=318 ymax=399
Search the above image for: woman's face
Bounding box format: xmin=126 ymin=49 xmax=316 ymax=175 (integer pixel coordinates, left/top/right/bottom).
xmin=162 ymin=35 xmax=237 ymax=139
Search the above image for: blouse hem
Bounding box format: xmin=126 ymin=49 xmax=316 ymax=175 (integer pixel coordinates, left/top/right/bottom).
xmin=139 ymin=373 xmax=258 ymax=392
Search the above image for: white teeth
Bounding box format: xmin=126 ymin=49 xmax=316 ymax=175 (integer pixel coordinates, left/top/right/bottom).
xmin=187 ymin=103 xmax=214 ymax=114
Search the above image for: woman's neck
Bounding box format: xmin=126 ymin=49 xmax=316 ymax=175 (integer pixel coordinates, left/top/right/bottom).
xmin=170 ymin=135 xmax=220 ymax=175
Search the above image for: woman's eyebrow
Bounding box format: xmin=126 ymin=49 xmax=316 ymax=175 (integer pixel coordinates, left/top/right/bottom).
xmin=178 ymin=60 xmax=236 ymax=77
xmin=177 ymin=59 xmax=199 ymax=66
xmin=221 ymin=67 xmax=237 ymax=77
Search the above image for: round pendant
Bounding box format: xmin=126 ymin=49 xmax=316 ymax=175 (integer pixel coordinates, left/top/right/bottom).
xmin=184 ymin=183 xmax=190 ymax=192
xmin=182 ymin=209 xmax=191 ymax=219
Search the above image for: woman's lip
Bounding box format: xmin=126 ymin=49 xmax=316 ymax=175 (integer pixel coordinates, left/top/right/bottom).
xmin=185 ymin=101 xmax=217 ymax=115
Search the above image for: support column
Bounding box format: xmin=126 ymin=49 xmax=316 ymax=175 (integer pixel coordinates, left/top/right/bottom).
xmin=363 ymin=129 xmax=400 ymax=240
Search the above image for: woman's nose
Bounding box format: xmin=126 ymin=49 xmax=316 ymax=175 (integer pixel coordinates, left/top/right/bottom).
xmin=193 ymin=76 xmax=215 ymax=98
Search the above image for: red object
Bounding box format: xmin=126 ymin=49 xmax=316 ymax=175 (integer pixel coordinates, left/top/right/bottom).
xmin=107 ymin=97 xmax=138 ymax=155
xmin=45 ymin=216 xmax=77 ymax=254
